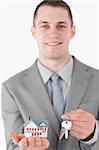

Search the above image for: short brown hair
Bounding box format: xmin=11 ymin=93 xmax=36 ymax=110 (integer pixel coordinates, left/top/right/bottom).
xmin=33 ymin=0 xmax=73 ymax=26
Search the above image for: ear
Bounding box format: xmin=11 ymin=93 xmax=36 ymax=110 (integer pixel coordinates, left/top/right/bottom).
xmin=70 ymin=25 xmax=76 ymax=39
xmin=31 ymin=25 xmax=35 ymax=37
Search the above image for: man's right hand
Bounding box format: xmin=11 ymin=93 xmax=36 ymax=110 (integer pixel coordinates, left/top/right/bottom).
xmin=8 ymin=131 xmax=50 ymax=150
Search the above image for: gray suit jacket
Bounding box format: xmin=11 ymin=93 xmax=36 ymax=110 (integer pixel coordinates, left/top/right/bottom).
xmin=1 ymin=57 xmax=99 ymax=150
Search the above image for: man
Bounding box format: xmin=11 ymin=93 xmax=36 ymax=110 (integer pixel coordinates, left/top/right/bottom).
xmin=1 ymin=0 xmax=99 ymax=150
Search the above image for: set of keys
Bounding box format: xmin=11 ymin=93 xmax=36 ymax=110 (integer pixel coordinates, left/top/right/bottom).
xmin=59 ymin=120 xmax=72 ymax=140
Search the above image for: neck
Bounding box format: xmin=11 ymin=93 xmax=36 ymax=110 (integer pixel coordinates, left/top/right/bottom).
xmin=38 ymin=54 xmax=71 ymax=73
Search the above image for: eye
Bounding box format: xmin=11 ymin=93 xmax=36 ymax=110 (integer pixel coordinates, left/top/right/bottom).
xmin=57 ymin=25 xmax=67 ymax=29
xmin=40 ymin=25 xmax=49 ymax=29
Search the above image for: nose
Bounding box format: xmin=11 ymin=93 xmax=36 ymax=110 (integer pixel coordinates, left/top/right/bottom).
xmin=47 ymin=26 xmax=59 ymax=38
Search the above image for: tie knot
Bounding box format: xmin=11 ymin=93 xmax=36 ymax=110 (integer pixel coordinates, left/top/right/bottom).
xmin=51 ymin=74 xmax=60 ymax=85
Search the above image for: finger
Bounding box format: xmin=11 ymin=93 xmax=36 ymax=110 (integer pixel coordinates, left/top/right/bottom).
xmin=28 ymin=137 xmax=43 ymax=149
xmin=62 ymin=109 xmax=85 ymax=116
xmin=62 ymin=112 xmax=90 ymax=122
xmin=70 ymin=129 xmax=90 ymax=140
xmin=28 ymin=137 xmax=49 ymax=149
xmin=70 ymin=123 xmax=95 ymax=140
xmin=8 ymin=131 xmax=24 ymax=144
xmin=28 ymin=137 xmax=35 ymax=149
xmin=41 ymin=138 xmax=50 ymax=149
xmin=72 ymin=120 xmax=89 ymax=128
xmin=69 ymin=109 xmax=85 ymax=114
xmin=71 ymin=124 xmax=85 ymax=133
xmin=70 ymin=130 xmax=83 ymax=139
xmin=18 ymin=137 xmax=28 ymax=150
xmin=61 ymin=109 xmax=85 ymax=120
xmin=35 ymin=137 xmax=42 ymax=148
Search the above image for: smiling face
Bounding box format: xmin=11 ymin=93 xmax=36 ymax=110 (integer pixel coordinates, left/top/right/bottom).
xmin=31 ymin=6 xmax=75 ymax=62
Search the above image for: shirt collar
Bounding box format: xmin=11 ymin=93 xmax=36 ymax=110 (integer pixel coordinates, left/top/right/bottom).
xmin=58 ymin=57 xmax=73 ymax=83
xmin=37 ymin=61 xmax=53 ymax=84
xmin=37 ymin=56 xmax=73 ymax=84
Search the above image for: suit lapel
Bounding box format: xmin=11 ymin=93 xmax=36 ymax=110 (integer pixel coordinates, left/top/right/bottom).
xmin=65 ymin=57 xmax=92 ymax=112
xmin=23 ymin=61 xmax=60 ymax=136
xmin=22 ymin=57 xmax=92 ymax=137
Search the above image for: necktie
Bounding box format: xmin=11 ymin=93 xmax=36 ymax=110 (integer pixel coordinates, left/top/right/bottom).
xmin=51 ymin=74 xmax=64 ymax=122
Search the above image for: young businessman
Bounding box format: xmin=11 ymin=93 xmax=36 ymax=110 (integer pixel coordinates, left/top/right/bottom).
xmin=2 ymin=0 xmax=99 ymax=150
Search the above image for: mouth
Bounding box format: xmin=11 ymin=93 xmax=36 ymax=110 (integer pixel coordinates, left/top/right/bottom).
xmin=45 ymin=42 xmax=62 ymax=46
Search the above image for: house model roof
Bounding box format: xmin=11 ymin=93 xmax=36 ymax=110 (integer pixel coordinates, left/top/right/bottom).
xmin=24 ymin=120 xmax=37 ymax=128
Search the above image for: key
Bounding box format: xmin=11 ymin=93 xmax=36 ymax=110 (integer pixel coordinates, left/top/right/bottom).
xmin=62 ymin=120 xmax=72 ymax=139
xmin=59 ymin=120 xmax=72 ymax=140
xmin=65 ymin=129 xmax=69 ymax=139
xmin=59 ymin=127 xmax=65 ymax=140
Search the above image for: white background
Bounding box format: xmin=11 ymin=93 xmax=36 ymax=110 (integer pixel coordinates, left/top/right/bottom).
xmin=0 ymin=0 xmax=99 ymax=149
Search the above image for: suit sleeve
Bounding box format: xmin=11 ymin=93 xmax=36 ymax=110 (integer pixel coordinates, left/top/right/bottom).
xmin=80 ymin=120 xmax=99 ymax=144
xmin=79 ymin=120 xmax=99 ymax=150
xmin=1 ymin=83 xmax=24 ymax=150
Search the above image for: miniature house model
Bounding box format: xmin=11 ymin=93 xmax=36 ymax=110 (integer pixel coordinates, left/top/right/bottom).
xmin=24 ymin=120 xmax=48 ymax=138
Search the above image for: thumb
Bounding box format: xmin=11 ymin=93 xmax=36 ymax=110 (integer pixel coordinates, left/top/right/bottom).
xmin=8 ymin=131 xmax=24 ymax=144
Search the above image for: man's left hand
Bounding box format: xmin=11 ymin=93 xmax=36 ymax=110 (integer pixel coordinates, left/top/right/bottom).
xmin=62 ymin=109 xmax=96 ymax=140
